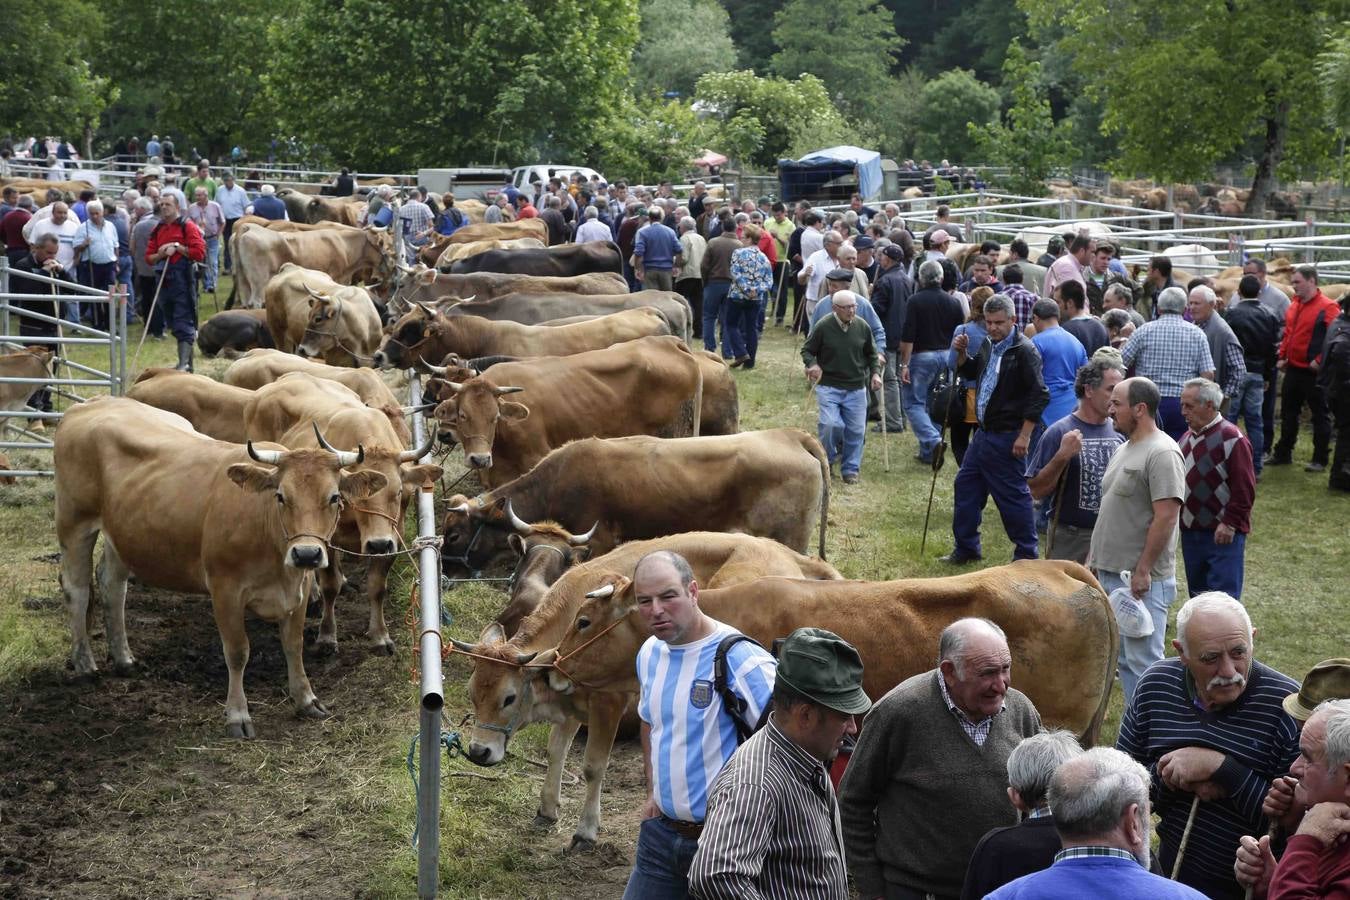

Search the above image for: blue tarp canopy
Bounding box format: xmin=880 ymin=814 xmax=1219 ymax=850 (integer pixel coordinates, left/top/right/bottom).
xmin=777 ymin=145 xmax=883 ymax=202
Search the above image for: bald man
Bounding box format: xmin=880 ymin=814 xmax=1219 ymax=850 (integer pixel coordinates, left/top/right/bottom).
xmin=840 ymin=618 xmax=1042 ymax=900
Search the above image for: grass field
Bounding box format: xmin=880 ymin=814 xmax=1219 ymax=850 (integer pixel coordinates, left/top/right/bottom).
xmin=1 ymin=283 xmax=1347 ymax=898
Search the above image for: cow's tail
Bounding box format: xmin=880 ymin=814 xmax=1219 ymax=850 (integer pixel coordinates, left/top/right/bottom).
xmin=673 ymin=292 xmax=694 ymax=345
xmin=802 ymin=432 xmax=830 ymax=560
xmin=1061 ymin=560 xmax=1116 ymax=748
xmin=691 ymin=351 xmax=703 ymax=437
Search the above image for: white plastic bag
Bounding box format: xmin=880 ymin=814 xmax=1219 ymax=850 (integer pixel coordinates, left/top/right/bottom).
xmin=1109 ymin=570 xmax=1154 ymax=638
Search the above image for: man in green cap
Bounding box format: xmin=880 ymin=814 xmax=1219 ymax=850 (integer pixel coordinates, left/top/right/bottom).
xmin=688 ymin=628 xmax=870 ymax=900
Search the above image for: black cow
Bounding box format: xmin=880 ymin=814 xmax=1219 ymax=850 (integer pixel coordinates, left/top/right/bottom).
xmin=197 ymin=310 xmax=275 ymax=357
xmin=449 ymin=241 xmax=622 ymax=277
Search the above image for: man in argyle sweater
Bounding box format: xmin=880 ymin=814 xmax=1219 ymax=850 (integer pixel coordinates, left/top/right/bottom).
xmin=1177 ymin=378 xmax=1256 ymax=599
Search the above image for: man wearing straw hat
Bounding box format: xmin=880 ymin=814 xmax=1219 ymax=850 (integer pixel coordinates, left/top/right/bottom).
xmin=1234 ymin=659 xmax=1350 ymax=898
xmin=688 ymin=628 xmax=871 ymax=900
xmin=1117 ymin=592 xmax=1301 ymax=899
xmin=985 ymin=748 xmax=1207 ymax=899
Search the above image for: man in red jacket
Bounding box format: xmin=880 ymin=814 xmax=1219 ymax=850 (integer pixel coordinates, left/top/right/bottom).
xmin=144 ymin=193 xmax=206 ymax=371
xmin=1269 ymin=266 xmax=1339 ymax=471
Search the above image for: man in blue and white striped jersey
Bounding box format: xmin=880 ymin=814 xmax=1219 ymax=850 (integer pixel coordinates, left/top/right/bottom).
xmin=1117 ymin=591 xmax=1301 ymax=900
xmin=622 ymin=550 xmax=777 ymax=900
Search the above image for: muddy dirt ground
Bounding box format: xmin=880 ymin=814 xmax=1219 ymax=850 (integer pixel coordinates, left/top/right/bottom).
xmin=0 ymin=559 xmax=646 ymax=899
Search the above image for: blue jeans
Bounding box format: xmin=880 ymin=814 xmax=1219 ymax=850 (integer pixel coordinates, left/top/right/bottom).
xmin=725 ymin=298 xmax=761 ymax=362
xmin=1157 ymin=396 xmax=1186 ymax=441
xmin=202 ymin=235 xmax=220 ymax=290
xmin=622 ymin=817 xmax=700 ymax=900
xmin=1099 ymin=569 xmax=1178 ymax=702
xmin=1181 ymin=529 xmax=1246 ymax=599
xmin=902 ymin=351 xmax=946 ymax=458
xmin=1231 ymin=373 xmax=1265 ymax=472
xmin=952 ymin=429 xmax=1038 ymax=560
xmin=160 ymin=261 xmax=198 ymax=342
xmin=816 ymin=385 xmax=867 ymax=477
xmin=702 ymin=281 xmax=731 ymax=357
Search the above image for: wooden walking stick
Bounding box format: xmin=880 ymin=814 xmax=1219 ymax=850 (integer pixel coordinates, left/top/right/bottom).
xmin=919 ymin=369 xmax=955 ymax=555
xmin=1171 ymin=795 xmax=1201 ymax=880
xmin=1044 ymin=466 xmax=1069 ymax=559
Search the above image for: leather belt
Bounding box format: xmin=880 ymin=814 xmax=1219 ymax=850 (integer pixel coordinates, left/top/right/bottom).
xmin=659 ymin=815 xmax=703 ymax=839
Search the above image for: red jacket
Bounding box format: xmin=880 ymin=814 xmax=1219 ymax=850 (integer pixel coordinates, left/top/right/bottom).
xmin=145 ymin=216 xmax=206 ymax=265
xmin=1280 ymin=290 xmax=1339 ymax=368
xmin=756 ymin=231 xmax=778 ymax=267
xmin=1269 ymin=833 xmax=1350 ymax=900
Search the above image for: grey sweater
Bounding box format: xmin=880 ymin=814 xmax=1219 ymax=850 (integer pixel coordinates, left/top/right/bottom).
xmin=838 ymin=670 xmax=1041 ymax=898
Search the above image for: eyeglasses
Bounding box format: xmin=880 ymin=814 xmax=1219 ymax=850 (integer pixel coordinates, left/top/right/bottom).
xmin=833 ymin=304 xmax=857 ymax=310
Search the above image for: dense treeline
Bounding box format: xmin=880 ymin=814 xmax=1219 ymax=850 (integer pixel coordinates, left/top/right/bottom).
xmin=3 ymin=0 xmax=1349 ymax=201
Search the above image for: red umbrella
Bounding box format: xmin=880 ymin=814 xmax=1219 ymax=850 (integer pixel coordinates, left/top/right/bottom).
xmin=693 ymin=149 xmax=728 ymax=169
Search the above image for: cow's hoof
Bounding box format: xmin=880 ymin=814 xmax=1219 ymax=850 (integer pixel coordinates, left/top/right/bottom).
xmin=109 ymin=657 xmax=139 ymax=676
xmin=370 ymin=637 xmax=396 ymax=657
xmin=314 ymin=639 xmax=338 ymax=658
xmin=227 ymin=720 xmax=256 ymax=740
xmin=564 ymin=835 xmax=596 ymax=855
xmin=299 ymin=699 xmax=331 ymax=720
xmin=531 ymin=812 xmax=557 ymax=830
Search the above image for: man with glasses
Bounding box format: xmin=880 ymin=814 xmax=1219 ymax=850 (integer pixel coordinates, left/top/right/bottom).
xmin=803 ymin=290 xmax=883 ymax=484
xmin=144 ymin=194 xmax=205 ymax=371
xmin=799 ymin=231 xmax=845 ymax=321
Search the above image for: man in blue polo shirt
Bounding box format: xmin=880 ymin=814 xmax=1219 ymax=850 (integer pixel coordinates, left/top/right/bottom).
xmin=634 ymin=208 xmax=684 ymax=293
xmin=625 ymin=550 xmax=776 ymax=900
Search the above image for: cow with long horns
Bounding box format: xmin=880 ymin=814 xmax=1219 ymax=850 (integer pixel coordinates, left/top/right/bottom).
xmin=54 ymin=397 xmax=390 ymax=737
xmin=263 ymin=263 xmax=383 ymax=366
xmin=243 ymin=372 xmax=441 ymax=654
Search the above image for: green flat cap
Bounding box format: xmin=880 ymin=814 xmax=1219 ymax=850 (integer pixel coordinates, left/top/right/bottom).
xmin=1284 ymin=658 xmax=1350 ymax=721
xmin=775 ymin=627 xmax=871 ymax=716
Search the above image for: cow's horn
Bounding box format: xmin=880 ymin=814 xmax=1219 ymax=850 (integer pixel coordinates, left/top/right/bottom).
xmin=416 ymin=358 xmax=449 ymax=377
xmin=515 ymin=651 xmax=539 ymax=666
xmin=493 ymin=385 xmax=525 ymax=396
xmin=504 ymin=500 xmax=532 ymax=535
xmin=449 ymin=638 xmax=476 ymax=654
xmin=414 ymin=300 xmax=437 ymax=318
xmin=303 ymin=283 xmax=331 ymax=303
xmin=447 ymin=502 xmax=471 ymax=514
xmin=246 ymin=440 xmax=283 ymax=465
xmin=312 ymin=423 xmax=365 ymax=466
xmin=568 ymin=522 xmax=599 ymax=547
xmin=398 ymin=429 xmax=437 ymax=463
xmin=584 ymin=583 xmax=616 ymax=600
xmin=458 ymin=294 xmax=475 ymax=303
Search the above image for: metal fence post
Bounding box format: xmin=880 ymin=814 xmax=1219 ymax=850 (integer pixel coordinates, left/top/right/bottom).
xmin=412 ymin=373 xmax=443 ymax=899
xmin=1306 ymin=218 xmax=1317 ymax=265
xmin=0 ymin=257 xmax=9 ymax=341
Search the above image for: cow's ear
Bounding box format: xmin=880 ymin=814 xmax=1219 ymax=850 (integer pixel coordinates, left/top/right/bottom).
xmin=340 ymin=469 xmax=388 ymax=500
xmin=227 ymin=463 xmax=280 ymax=492
xmin=478 ymin=621 xmax=506 ymax=645
xmin=572 ymin=547 xmax=591 ymax=563
xmin=498 ymin=401 xmax=529 ymax=422
xmin=507 ymin=533 xmax=525 ymax=556
xmin=400 ymin=464 xmax=442 ymax=492
xmin=418 ymin=269 xmax=436 ymax=285
xmin=490 ymin=497 xmax=508 ymax=516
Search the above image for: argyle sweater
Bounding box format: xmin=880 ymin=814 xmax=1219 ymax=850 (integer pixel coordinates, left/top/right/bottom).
xmin=1177 ymin=415 xmax=1255 ymax=533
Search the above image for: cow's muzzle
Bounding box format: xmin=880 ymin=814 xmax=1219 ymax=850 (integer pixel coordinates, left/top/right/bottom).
xmin=288 ymin=543 xmax=327 ymax=570
xmin=468 ymin=452 xmax=493 ymax=469
xmin=364 ymin=538 xmax=395 ymax=555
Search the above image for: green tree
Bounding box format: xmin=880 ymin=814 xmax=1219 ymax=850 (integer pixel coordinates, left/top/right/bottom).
xmin=911 ymin=69 xmax=1000 ymax=162
xmin=769 ymin=0 xmax=904 ymax=117
xmin=1316 ymin=23 xmax=1350 ymax=186
xmin=970 ymin=42 xmax=1074 ymax=194
xmin=97 ymin=0 xmax=281 ymax=160
xmin=721 ymin=0 xmax=785 ymax=72
xmin=694 ymin=70 xmax=853 ymax=169
xmin=634 ymin=0 xmax=736 ymax=98
xmin=591 ymin=98 xmax=710 ymax=181
xmin=0 ymin=0 xmax=112 ymax=147
xmin=261 ymin=0 xmax=639 ymax=171
xmin=1020 ymin=0 xmax=1347 ymax=215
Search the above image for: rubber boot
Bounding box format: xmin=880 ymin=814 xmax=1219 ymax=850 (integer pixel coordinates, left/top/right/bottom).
xmin=175 ymin=338 xmax=194 ymax=373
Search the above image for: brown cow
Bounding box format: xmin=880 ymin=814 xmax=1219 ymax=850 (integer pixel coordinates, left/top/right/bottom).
xmin=425 ymin=335 xmax=704 ymax=488
xmin=231 ymin=224 xmax=396 ymax=309
xmin=434 ymin=290 xmax=693 ymax=344
xmin=389 ymin=264 xmax=627 ymax=307
xmin=448 ymin=532 xmax=842 ymax=849
xmin=528 ymin=562 xmax=1115 ymax=844
xmin=305 ymin=195 xmax=364 ymax=226
xmin=243 ymin=373 xmax=440 ymax=653
xmin=126 ymin=369 xmax=255 ymax=443
xmin=447 ymin=219 xmax=548 ymax=245
xmin=440 ymin=428 xmax=830 ymax=575
xmin=54 ymin=397 xmax=387 ymax=737
xmin=0 ymin=346 xmax=53 ymax=437
xmin=263 ymin=263 xmax=383 ymax=365
xmin=372 ymin=305 xmax=670 ymax=370
xmin=222 ymin=349 xmax=410 ymax=443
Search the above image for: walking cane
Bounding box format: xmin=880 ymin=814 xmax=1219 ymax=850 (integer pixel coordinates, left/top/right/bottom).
xmin=1241 ymin=820 xmax=1281 ymax=900
xmin=131 ymin=262 xmax=171 ymax=375
xmin=919 ymin=371 xmax=955 ymax=555
xmin=1171 ymin=795 xmax=1201 ymax=880
xmin=1044 ymin=466 xmax=1069 ymax=559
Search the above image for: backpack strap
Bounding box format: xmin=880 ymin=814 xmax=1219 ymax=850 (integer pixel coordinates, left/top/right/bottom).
xmin=714 ymin=634 xmax=769 ymax=744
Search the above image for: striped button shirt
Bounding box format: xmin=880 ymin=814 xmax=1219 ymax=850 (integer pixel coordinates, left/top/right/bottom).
xmin=1116 ymin=658 xmax=1300 ymax=886
xmin=637 ymin=620 xmax=776 ymax=823
xmin=688 ymin=718 xmax=848 ymax=900
xmin=937 ymin=668 xmax=1005 ymax=746
xmin=1120 ymin=314 xmax=1215 ymax=397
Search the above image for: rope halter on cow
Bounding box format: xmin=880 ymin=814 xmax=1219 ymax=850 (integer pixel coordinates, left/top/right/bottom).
xmin=250 ymin=426 xmax=363 ymax=551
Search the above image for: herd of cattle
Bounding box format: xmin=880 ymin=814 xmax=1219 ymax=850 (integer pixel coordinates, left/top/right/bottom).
xmin=37 ymin=207 xmax=1120 ymax=850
